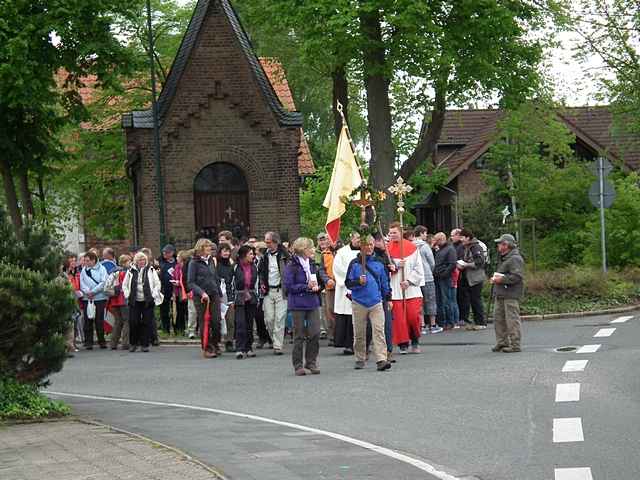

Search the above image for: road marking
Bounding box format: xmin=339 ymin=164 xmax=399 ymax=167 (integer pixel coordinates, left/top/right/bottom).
xmin=576 ymin=344 xmax=601 ymax=354
xmin=594 ymin=328 xmax=616 ymax=337
xmin=554 ymin=467 xmax=593 ymax=480
xmin=553 ymin=417 xmax=584 ymax=443
xmin=555 ymin=383 xmax=580 ymax=402
xmin=610 ymin=315 xmax=633 ymax=324
xmin=562 ymin=360 xmax=588 ymax=372
xmin=47 ymin=391 xmax=461 ymax=480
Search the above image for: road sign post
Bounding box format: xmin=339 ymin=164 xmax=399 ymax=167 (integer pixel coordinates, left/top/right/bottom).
xmin=588 ymin=157 xmax=615 ymax=274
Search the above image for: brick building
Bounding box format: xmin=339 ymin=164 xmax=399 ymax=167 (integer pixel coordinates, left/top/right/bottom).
xmin=123 ymin=0 xmax=314 ymax=252
xmin=415 ymin=106 xmax=640 ymax=233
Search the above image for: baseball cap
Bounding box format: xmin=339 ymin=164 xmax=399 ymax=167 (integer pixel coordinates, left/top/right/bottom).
xmin=494 ymin=234 xmax=517 ymax=247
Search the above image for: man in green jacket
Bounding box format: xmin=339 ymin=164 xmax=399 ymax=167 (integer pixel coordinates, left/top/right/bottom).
xmin=490 ymin=234 xmax=525 ymax=353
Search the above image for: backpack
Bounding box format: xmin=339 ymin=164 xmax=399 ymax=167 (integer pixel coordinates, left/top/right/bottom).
xmin=477 ymin=240 xmax=489 ymax=265
xmin=103 ymin=270 xmax=120 ymax=297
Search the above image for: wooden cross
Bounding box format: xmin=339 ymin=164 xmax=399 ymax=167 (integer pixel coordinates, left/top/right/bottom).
xmin=225 ymin=206 xmax=235 ymax=220
xmin=351 ymin=188 xmax=372 ymax=270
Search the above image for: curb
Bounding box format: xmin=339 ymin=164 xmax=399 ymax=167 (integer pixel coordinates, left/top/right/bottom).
xmin=520 ymin=303 xmax=640 ymax=321
xmin=76 ymin=417 xmax=229 ymax=480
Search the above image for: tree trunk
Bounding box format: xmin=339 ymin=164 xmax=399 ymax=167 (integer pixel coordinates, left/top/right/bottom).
xmin=397 ymin=72 xmax=449 ymax=180
xmin=359 ymin=5 xmax=396 ymax=224
xmin=332 ymin=65 xmax=350 ymax=141
xmin=37 ymin=173 xmax=47 ymax=220
xmin=18 ymin=169 xmax=34 ymax=219
xmin=0 ymin=157 xmax=23 ymax=234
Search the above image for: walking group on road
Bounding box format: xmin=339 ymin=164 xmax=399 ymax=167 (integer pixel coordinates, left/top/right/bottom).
xmin=60 ymin=225 xmax=525 ymax=375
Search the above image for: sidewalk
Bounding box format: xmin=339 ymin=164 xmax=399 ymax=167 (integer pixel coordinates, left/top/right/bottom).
xmin=0 ymin=419 xmax=223 ymax=480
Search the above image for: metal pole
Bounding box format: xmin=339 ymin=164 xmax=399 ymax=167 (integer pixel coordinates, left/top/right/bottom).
xmin=598 ymin=157 xmax=607 ymax=273
xmin=147 ymin=0 xmax=167 ymax=247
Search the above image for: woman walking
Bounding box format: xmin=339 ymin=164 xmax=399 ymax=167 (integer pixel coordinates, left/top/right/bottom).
xmin=123 ymin=252 xmax=163 ymax=352
xmin=171 ymin=250 xmax=190 ymax=336
xmin=230 ymin=245 xmax=259 ymax=359
xmin=188 ymin=238 xmax=223 ymax=358
xmin=80 ymin=251 xmax=109 ymax=350
xmin=284 ymin=237 xmax=322 ymax=376
xmin=108 ymin=254 xmax=131 ymax=350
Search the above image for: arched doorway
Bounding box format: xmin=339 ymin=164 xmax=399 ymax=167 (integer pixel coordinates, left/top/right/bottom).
xmin=194 ymin=162 xmax=250 ymax=239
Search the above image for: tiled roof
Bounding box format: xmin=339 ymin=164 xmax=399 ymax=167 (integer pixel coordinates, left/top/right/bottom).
xmin=437 ymin=106 xmax=640 ymax=180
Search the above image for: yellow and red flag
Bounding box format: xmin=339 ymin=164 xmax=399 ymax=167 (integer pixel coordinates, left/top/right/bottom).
xmin=322 ymin=125 xmax=363 ymax=243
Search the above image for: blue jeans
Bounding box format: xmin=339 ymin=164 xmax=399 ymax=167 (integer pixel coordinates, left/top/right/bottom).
xmin=436 ymin=279 xmax=456 ymax=327
xmin=448 ymin=287 xmax=460 ymax=325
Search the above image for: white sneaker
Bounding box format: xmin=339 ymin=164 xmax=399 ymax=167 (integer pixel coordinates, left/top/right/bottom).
xmin=430 ymin=326 xmax=444 ymax=334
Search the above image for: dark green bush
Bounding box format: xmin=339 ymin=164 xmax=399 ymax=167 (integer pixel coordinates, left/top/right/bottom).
xmin=0 ymin=209 xmax=75 ymax=385
xmin=0 ymin=376 xmax=69 ymax=420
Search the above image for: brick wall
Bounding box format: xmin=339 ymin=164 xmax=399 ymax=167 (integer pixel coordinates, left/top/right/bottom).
xmin=125 ymin=1 xmax=301 ymax=253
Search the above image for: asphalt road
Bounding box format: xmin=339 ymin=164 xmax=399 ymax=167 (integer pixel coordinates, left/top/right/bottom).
xmin=48 ymin=312 xmax=640 ymax=480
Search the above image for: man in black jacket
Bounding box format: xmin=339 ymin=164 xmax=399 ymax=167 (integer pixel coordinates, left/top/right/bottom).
xmin=158 ymin=244 xmax=177 ymax=335
xmin=433 ymin=232 xmax=457 ymax=329
xmin=258 ymin=231 xmax=290 ymax=355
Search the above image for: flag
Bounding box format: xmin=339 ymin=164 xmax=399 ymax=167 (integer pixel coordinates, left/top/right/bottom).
xmin=202 ymin=299 xmax=211 ymax=351
xmin=323 ymin=125 xmax=363 ymax=243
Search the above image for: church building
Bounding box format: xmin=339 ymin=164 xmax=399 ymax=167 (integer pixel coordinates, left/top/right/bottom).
xmin=123 ymin=0 xmax=314 ymax=252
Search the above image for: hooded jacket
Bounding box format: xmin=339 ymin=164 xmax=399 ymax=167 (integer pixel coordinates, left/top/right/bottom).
xmin=414 ymin=238 xmax=435 ymax=283
xmin=494 ymin=248 xmax=525 ymax=299
xmin=345 ymin=254 xmax=391 ymax=308
xmin=461 ymin=239 xmax=487 ymax=287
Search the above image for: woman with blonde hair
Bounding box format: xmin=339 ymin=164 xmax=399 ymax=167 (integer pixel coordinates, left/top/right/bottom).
xmin=283 ymin=237 xmax=323 ymax=376
xmin=123 ymin=252 xmax=163 ymax=352
xmin=188 ymin=238 xmax=223 ymax=358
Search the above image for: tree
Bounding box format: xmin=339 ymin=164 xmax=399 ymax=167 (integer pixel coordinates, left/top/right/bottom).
xmin=237 ymin=0 xmax=557 ymax=221
xmin=0 ymin=0 xmax=138 ymax=233
xmin=571 ymin=1 xmax=640 ymax=143
xmin=0 ymin=209 xmax=75 ymax=384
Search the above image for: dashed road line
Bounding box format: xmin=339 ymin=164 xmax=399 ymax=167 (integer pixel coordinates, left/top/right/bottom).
xmin=553 ymin=417 xmax=584 ymax=443
xmin=562 ymin=360 xmax=588 ymax=372
xmin=593 ymin=328 xmax=616 ymax=338
xmin=554 ymin=467 xmax=594 ymax=480
xmin=576 ymin=344 xmax=601 ymax=354
xmin=555 ymin=383 xmax=581 ymax=402
xmin=610 ymin=315 xmax=633 ymax=324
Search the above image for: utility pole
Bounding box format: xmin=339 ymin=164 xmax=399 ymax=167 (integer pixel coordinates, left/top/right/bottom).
xmin=146 ymin=0 xmax=167 ymax=247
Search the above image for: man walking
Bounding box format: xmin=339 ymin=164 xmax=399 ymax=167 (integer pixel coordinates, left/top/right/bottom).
xmin=458 ymin=229 xmax=487 ymax=330
xmin=413 ymin=226 xmax=442 ymax=335
xmin=159 ymin=244 xmax=177 ymax=335
xmin=259 ymin=231 xmax=290 ymax=355
xmin=345 ymin=235 xmax=392 ymax=371
xmin=491 ymin=234 xmax=525 ymax=353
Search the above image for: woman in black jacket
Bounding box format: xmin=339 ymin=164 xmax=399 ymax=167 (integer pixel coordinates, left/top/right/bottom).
xmin=187 ymin=238 xmax=223 ymax=358
xmin=216 ymin=243 xmax=235 ymax=352
xmin=229 ymin=245 xmax=259 ymax=359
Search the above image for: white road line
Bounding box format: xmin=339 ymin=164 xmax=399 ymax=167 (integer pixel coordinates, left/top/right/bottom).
xmin=576 ymin=344 xmax=601 ymax=354
xmin=553 ymin=417 xmax=584 ymax=443
xmin=610 ymin=315 xmax=633 ymax=324
xmin=555 ymin=383 xmax=581 ymax=402
xmin=594 ymin=328 xmax=616 ymax=337
xmin=562 ymin=360 xmax=588 ymax=372
xmin=554 ymin=467 xmax=593 ymax=480
xmin=47 ymin=391 xmax=461 ymax=480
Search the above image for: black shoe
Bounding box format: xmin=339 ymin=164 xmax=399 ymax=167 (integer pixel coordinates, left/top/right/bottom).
xmin=273 ymin=349 xmax=283 ymax=356
xmin=85 ymin=346 xmax=93 ymax=351
xmin=141 ymin=347 xmax=150 ymax=352
xmin=328 ymin=339 xmax=335 ymax=347
xmin=99 ymin=344 xmax=107 ymax=349
xmin=377 ymin=361 xmax=391 ymax=371
xmin=343 ymin=349 xmax=354 ymax=356
xmin=66 ymin=353 xmax=75 ymax=358
xmin=256 ymin=341 xmax=265 ymax=349
xmin=110 ymin=346 xmax=118 ymax=351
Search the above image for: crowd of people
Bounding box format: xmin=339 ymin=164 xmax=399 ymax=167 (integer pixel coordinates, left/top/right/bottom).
xmin=60 ymin=225 xmax=525 ymax=375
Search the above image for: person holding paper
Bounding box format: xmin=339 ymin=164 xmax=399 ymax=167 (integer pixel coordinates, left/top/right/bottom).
xmin=284 ymin=237 xmax=323 ymax=376
xmin=490 ymin=234 xmax=525 ymax=353
xmin=457 ymin=229 xmax=487 ymax=330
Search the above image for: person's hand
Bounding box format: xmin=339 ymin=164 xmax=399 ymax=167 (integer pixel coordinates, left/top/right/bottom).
xmin=359 ymin=275 xmax=367 ymax=285
xmin=387 ymin=301 xmax=394 ymax=311
xmin=201 ymin=292 xmax=209 ymax=303
xmin=311 ymin=285 xmax=320 ymax=292
xmin=400 ymin=280 xmax=409 ymax=291
xmin=326 ymin=279 xmax=335 ymax=289
xmin=308 ymin=280 xmax=318 ymax=290
xmin=88 ymin=292 xmax=94 ymax=299
xmin=260 ymin=285 xmax=267 ymax=294
xmin=492 ymin=275 xmax=503 ymax=284
xmin=388 ymin=264 xmax=397 ymax=273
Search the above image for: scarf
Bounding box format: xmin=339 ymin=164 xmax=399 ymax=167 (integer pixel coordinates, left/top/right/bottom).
xmin=297 ymin=255 xmax=311 ymax=282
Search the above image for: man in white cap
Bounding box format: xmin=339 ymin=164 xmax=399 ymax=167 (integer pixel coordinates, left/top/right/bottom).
xmin=490 ymin=234 xmax=525 ymax=353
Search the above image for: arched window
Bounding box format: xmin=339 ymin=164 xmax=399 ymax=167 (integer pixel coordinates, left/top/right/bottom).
xmin=193 ymin=163 xmax=250 ymax=238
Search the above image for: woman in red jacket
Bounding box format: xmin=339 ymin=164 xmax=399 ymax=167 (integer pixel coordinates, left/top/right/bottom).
xmin=108 ymin=254 xmax=131 ymax=350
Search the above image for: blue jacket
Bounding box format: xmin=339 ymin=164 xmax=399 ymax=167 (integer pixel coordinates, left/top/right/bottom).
xmin=101 ymin=259 xmax=117 ymax=275
xmin=80 ymin=263 xmax=109 ymax=302
xmin=284 ymin=256 xmax=321 ymax=310
xmin=345 ymin=254 xmax=391 ymax=308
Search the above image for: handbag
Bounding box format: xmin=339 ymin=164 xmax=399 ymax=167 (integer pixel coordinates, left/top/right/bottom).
xmin=86 ymin=300 xmax=96 ymax=319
